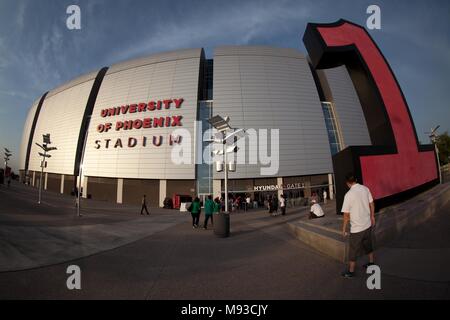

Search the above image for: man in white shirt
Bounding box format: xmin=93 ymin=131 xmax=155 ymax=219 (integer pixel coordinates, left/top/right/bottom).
xmin=245 ymin=195 xmax=251 ymax=212
xmin=323 ymin=190 xmax=328 ymax=204
xmin=309 ymin=199 xmax=325 ymax=219
xmin=280 ymin=194 xmax=286 ymax=215
xmin=341 ymin=173 xmax=376 ymax=278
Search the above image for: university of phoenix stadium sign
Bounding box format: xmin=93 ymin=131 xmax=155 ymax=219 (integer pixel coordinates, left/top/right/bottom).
xmin=94 ymin=98 xmax=185 ymax=149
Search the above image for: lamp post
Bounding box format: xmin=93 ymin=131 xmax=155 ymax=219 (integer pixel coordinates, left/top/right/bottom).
xmin=36 ymin=134 xmax=57 ymax=204
xmin=4 ymin=148 xmax=11 ymax=170
xmin=3 ymin=148 xmax=11 ymax=185
xmin=208 ymin=115 xmax=246 ymax=237
xmin=427 ymin=125 xmax=442 ymax=184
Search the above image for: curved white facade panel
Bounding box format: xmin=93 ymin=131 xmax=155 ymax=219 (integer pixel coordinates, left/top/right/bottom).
xmin=321 ymin=66 xmax=371 ymax=148
xmin=46 ymin=70 xmax=98 ymax=99
xmin=28 ymin=78 xmax=96 ymax=175
xmin=82 ymin=48 xmax=202 ymax=179
xmin=213 ymin=46 xmax=333 ymax=179
xmin=18 ymin=97 xmax=41 ymax=170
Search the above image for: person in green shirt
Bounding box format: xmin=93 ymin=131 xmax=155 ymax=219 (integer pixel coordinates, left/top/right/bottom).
xmin=213 ymin=197 xmax=221 ymax=214
xmin=203 ymin=195 xmax=215 ymax=230
xmin=190 ymin=197 xmax=201 ymax=228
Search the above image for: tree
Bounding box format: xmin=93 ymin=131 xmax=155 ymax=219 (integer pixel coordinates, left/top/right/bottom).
xmin=436 ymin=132 xmax=450 ymax=166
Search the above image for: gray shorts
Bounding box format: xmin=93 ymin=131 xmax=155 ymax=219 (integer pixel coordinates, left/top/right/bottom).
xmin=348 ymin=227 xmax=374 ymax=261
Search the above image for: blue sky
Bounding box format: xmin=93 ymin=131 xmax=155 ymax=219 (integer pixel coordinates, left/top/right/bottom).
xmin=0 ymin=0 xmax=449 ymax=171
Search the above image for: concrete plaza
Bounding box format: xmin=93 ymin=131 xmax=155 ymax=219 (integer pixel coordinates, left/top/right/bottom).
xmin=0 ymin=181 xmax=449 ymax=299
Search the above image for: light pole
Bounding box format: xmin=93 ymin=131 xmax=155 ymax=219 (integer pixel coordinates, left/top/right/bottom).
xmin=3 ymin=148 xmax=11 ymax=185
xmin=36 ymin=134 xmax=57 ymax=204
xmin=208 ymin=115 xmax=246 ymax=237
xmin=427 ymin=125 xmax=442 ymax=184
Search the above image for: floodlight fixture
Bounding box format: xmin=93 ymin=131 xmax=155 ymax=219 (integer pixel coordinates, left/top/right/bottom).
xmin=213 ymin=145 xmax=239 ymax=156
xmin=431 ymin=125 xmax=440 ymax=134
xmin=38 ymin=152 xmax=51 ymax=158
xmin=35 ymin=143 xmax=44 ymax=150
xmin=224 ymin=128 xmax=246 ymax=142
xmin=208 ymin=115 xmax=231 ymax=132
xmin=43 ymin=134 xmax=51 ymax=144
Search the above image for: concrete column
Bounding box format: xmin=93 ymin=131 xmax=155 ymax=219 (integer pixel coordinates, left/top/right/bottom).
xmin=117 ymin=178 xmax=123 ymax=204
xmin=213 ymin=179 xmax=222 ymax=198
xmin=304 ymin=180 xmax=311 ymax=198
xmin=159 ymin=179 xmax=167 ymax=207
xmin=82 ymin=176 xmax=88 ymax=198
xmin=44 ymin=172 xmax=48 ymax=190
xmin=328 ymin=173 xmax=334 ymax=200
xmin=32 ymin=171 xmax=36 ymax=187
xmin=277 ymin=177 xmax=283 ymax=199
xmin=60 ymin=175 xmax=65 ymax=194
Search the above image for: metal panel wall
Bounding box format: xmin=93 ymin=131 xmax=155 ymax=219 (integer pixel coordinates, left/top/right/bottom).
xmin=19 ymin=98 xmax=40 ymax=170
xmin=83 ymin=49 xmax=202 ymax=180
xmin=123 ymin=179 xmax=159 ymax=207
xmin=28 ymin=78 xmax=96 ymax=175
xmin=213 ymin=46 xmax=333 ymax=179
xmin=321 ymin=66 xmax=371 ymax=148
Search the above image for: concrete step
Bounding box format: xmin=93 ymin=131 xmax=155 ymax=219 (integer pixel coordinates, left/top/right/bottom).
xmin=288 ymin=183 xmax=450 ymax=262
xmin=288 ymin=218 xmax=347 ymax=262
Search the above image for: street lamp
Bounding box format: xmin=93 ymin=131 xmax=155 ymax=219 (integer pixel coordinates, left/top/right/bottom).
xmin=208 ymin=115 xmax=246 ymax=237
xmin=427 ymin=125 xmax=442 ymax=184
xmin=3 ymin=148 xmax=12 ymax=184
xmin=35 ymin=134 xmax=57 ymax=204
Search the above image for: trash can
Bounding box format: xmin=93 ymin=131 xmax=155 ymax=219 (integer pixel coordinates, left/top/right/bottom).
xmin=214 ymin=212 xmax=230 ymax=238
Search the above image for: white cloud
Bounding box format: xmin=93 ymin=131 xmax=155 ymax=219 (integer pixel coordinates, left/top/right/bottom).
xmin=107 ymin=0 xmax=312 ymax=63
xmin=16 ymin=1 xmax=26 ymax=30
xmin=0 ymin=90 xmax=34 ymax=100
xmin=12 ymin=24 xmax=65 ymax=93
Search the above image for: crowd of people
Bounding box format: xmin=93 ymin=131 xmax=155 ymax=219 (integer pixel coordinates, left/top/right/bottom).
xmin=188 ymin=195 xmax=221 ymax=229
xmin=184 ymin=189 xmax=331 ymax=226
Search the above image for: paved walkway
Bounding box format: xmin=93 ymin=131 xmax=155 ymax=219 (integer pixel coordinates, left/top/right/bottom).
xmin=0 ymin=181 xmax=315 ymax=272
xmin=0 ymin=181 xmax=449 ymax=299
xmin=0 ymin=182 xmax=186 ymax=272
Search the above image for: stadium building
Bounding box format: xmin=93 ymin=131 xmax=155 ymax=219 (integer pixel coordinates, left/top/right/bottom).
xmin=18 ymin=36 xmax=400 ymax=208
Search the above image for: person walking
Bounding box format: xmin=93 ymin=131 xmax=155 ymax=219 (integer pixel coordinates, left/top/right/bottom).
xmin=234 ymin=196 xmax=240 ymax=213
xmin=74 ymin=187 xmax=79 ymax=208
xmin=213 ymin=197 xmax=221 ymax=214
xmin=190 ymin=197 xmax=201 ymax=228
xmin=341 ymin=173 xmax=376 ymax=278
xmin=323 ymin=189 xmax=328 ymax=204
xmin=273 ymin=195 xmax=279 ymax=216
xmin=245 ymin=195 xmax=251 ymax=212
xmin=203 ymin=195 xmax=215 ymax=229
xmin=280 ymin=194 xmax=286 ymax=215
xmin=141 ymin=194 xmax=150 ymax=215
xmin=268 ymin=196 xmax=273 ymax=215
